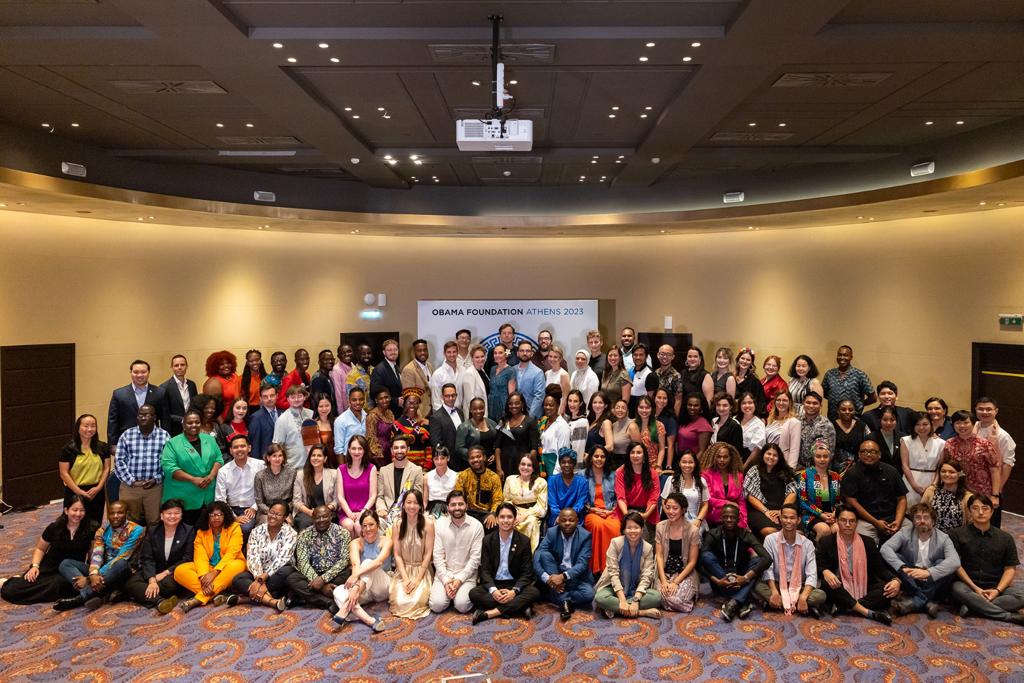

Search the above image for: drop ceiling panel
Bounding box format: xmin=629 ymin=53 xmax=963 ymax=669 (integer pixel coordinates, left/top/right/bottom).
xmin=831 ymin=0 xmax=1024 ymax=24
xmin=919 ymin=62 xmax=1024 ymax=104
xmin=0 ymin=1 xmax=141 ymax=27
xmin=749 ymin=64 xmax=937 ymax=105
xmin=570 ymin=69 xmax=693 ymax=144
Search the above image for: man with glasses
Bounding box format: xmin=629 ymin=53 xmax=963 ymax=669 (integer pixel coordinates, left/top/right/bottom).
xmin=655 ymin=345 xmax=684 ymax=417
xmin=840 ymin=438 xmax=909 ymax=544
xmin=880 ymin=503 xmax=959 ymax=618
xmin=948 ymin=494 xmax=1024 ymax=624
xmin=515 ymin=341 xmax=545 ymax=418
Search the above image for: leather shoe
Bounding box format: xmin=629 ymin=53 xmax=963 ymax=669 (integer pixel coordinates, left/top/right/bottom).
xmin=54 ymin=596 xmax=84 ymax=612
xmin=1006 ymin=613 xmax=1024 ymax=626
xmin=868 ymin=610 xmax=892 ymax=626
xmin=523 ymin=606 xmax=533 ymax=621
xmin=84 ymin=596 xmax=104 ymax=611
xmin=471 ymin=609 xmax=488 ymax=625
xmin=560 ymin=601 xmax=572 ymax=621
xmin=925 ymin=602 xmax=940 ymax=620
xmin=807 ymin=606 xmax=822 ymax=620
xmin=720 ymin=599 xmax=738 ymax=623
xmin=156 ymin=596 xmax=178 ymax=614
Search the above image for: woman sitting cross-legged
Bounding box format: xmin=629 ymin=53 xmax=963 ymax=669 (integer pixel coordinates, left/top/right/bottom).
xmin=593 ymin=511 xmax=662 ymax=619
xmin=218 ymin=500 xmax=297 ymax=611
xmin=172 ymin=501 xmax=247 ymax=612
xmin=124 ymin=498 xmax=195 ymax=614
xmin=332 ymin=509 xmax=393 ymax=632
xmin=655 ymin=493 xmax=701 ymax=613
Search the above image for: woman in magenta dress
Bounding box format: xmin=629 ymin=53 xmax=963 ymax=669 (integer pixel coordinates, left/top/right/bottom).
xmin=700 ymin=441 xmax=747 ymax=529
xmin=338 ymin=434 xmax=377 ymax=538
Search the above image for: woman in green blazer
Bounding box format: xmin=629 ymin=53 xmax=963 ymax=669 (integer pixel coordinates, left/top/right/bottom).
xmin=161 ymin=409 xmax=223 ymax=526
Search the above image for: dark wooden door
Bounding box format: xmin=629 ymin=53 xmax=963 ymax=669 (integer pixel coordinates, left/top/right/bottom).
xmin=972 ymin=343 xmax=1024 ymax=515
xmin=1 ymin=344 xmax=75 ymax=508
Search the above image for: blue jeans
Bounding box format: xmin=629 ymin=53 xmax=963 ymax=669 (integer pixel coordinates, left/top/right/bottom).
xmin=58 ymin=558 xmax=131 ymax=599
xmin=542 ymin=580 xmax=596 ymax=608
xmin=701 ymin=550 xmax=755 ymax=605
xmin=898 ymin=571 xmax=953 ymax=611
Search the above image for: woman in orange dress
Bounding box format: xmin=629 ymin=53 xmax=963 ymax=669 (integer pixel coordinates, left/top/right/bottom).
xmin=203 ymin=350 xmax=241 ymax=422
xmin=583 ymin=445 xmax=621 ymax=575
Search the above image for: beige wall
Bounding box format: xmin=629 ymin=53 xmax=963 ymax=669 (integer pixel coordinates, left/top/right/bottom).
xmin=1 ymin=208 xmax=1023 ymax=451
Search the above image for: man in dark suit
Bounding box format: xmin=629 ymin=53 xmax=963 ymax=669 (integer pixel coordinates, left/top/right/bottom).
xmin=534 ymin=508 xmax=595 ymax=620
xmin=158 ymin=354 xmax=198 ymax=437
xmin=469 ymin=502 xmax=540 ymax=624
xmin=370 ymin=338 xmax=404 ymax=415
xmin=248 ymin=383 xmax=279 ymax=460
xmin=429 ymin=383 xmax=463 ymax=468
xmin=122 ymin=498 xmax=195 ymax=613
xmin=107 ymin=359 xmax=161 ymax=502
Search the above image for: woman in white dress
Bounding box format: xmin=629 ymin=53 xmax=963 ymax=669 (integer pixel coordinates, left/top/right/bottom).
xmin=899 ymin=412 xmax=945 ymax=506
xmin=545 ymin=345 xmax=572 ymax=415
xmin=570 ymin=349 xmax=600 ymax=406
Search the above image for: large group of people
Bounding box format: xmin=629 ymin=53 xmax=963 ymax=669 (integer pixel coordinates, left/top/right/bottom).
xmin=1 ymin=326 xmax=1021 ymax=632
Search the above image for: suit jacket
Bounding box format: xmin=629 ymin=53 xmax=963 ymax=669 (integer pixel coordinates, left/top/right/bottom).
xmin=370 ymin=360 xmax=403 ymax=414
xmin=478 ymin=529 xmax=536 ymax=592
xmin=862 ymin=405 xmax=915 ymax=435
xmin=816 ymin=532 xmax=896 ymax=589
xmin=515 ymin=363 xmax=546 ymax=418
xmin=713 ymin=416 xmax=745 ymax=454
xmin=429 ymin=406 xmax=463 ymax=465
xmin=138 ymin=522 xmax=195 ymax=579
xmin=593 ymin=536 xmax=656 ymax=599
xmin=248 ymin=406 xmax=278 ymax=460
xmin=879 ymin=525 xmax=960 ymax=581
xmin=108 ymin=384 xmax=161 ymax=445
xmin=375 ymin=462 xmax=425 ymax=517
xmin=534 ymin=526 xmax=594 ymax=586
xmin=158 ymin=377 xmax=198 ymax=437
xmin=400 ymin=360 xmax=434 ymax=419
xmin=309 ymin=372 xmax=337 ymax=413
xmin=458 ymin=368 xmax=488 ymax=417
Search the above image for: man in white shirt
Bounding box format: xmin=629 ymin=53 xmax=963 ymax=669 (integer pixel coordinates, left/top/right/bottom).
xmin=629 ymin=344 xmax=658 ymax=414
xmin=431 ymin=341 xmax=463 ymax=411
xmin=273 ymin=385 xmax=314 ymax=470
xmin=975 ymin=396 xmax=1015 ymax=526
xmin=215 ymin=434 xmax=265 ymax=536
xmin=429 ymin=490 xmax=484 ymax=613
xmin=455 ymin=329 xmax=474 ymax=371
xmin=754 ymin=504 xmax=826 ymax=617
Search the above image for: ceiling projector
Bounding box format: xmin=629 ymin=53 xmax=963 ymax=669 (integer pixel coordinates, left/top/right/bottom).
xmin=456 ymin=118 xmax=533 ymax=151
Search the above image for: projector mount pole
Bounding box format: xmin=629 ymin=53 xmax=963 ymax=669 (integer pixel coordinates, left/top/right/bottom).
xmin=488 ymin=14 xmax=506 ymax=133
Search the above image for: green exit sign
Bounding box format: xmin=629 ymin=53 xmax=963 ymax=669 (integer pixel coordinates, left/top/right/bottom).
xmin=999 ymin=314 xmax=1023 ymax=326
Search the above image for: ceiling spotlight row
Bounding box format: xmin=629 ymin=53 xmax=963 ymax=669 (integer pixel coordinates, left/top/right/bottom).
xmin=638 ymin=40 xmax=701 ymax=63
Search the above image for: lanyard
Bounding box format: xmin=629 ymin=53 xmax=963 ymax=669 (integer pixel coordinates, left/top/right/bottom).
xmin=722 ymin=535 xmax=739 ymax=568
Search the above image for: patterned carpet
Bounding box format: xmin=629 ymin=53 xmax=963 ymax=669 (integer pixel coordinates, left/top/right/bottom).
xmin=1 ymin=504 xmax=1023 ymax=682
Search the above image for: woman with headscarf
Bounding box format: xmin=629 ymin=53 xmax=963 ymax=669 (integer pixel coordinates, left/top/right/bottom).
xmin=570 ymin=349 xmax=600 ymax=406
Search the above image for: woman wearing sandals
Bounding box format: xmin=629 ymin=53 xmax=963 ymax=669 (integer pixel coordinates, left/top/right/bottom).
xmin=218 ymin=500 xmax=297 ymax=611
xmin=332 ymin=509 xmax=393 ymax=632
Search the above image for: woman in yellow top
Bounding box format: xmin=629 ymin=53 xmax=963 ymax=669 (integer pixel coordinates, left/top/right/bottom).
xmin=57 ymin=414 xmax=111 ymax=524
xmin=173 ymin=501 xmax=246 ymax=612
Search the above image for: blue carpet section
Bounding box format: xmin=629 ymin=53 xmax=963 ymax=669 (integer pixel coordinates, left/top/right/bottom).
xmin=1 ymin=503 xmax=1022 ymax=682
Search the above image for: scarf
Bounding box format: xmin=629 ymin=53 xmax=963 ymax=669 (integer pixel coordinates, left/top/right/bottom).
xmin=210 ymin=531 xmax=222 ymax=566
xmin=836 ymin=532 xmax=868 ymax=601
xmin=620 ymin=539 xmax=643 ymax=597
xmin=777 ymin=536 xmax=804 ymax=615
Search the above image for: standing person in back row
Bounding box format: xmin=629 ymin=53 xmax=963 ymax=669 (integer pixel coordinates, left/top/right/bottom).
xmin=821 ymin=345 xmax=875 ymax=421
xmin=401 ymin=339 xmax=434 ymax=420
xmin=485 ymin=324 xmax=519 ymax=374
xmin=115 ymin=404 xmax=169 ymax=527
xmin=371 ymin=339 xmax=404 ymax=415
xmin=108 ymin=360 xmax=161 ymax=504
xmin=973 ymin=396 xmax=1015 ymax=528
xmin=158 ymin=355 xmax=197 ymax=437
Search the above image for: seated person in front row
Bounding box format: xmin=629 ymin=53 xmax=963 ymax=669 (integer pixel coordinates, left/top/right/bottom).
xmin=470 ymin=502 xmax=541 ymax=624
xmin=655 ymin=493 xmax=701 ymax=613
xmin=456 ymin=446 xmax=503 ymax=531
xmin=172 ymin=501 xmax=247 ymax=612
xmin=534 ymin=508 xmax=594 ymax=621
xmin=594 ymin=511 xmax=662 ymax=620
xmin=220 ymin=500 xmax=297 ymax=611
xmin=880 ymin=502 xmax=960 ymax=618
xmin=0 ymin=495 xmax=99 ymax=606
xmin=700 ymin=503 xmax=772 ymax=623
xmin=816 ymin=504 xmax=900 ymax=624
xmin=840 ymin=439 xmax=909 ymax=545
xmin=429 ymin=490 xmax=484 ymax=614
xmin=214 ymin=434 xmax=264 ymax=537
xmin=333 ymin=509 xmax=393 ymax=632
xmin=55 ymin=500 xmax=143 ymax=611
xmin=285 ymin=505 xmax=351 ymax=613
xmin=125 ymin=498 xmax=195 ymax=614
xmin=948 ymin=494 xmax=1024 ymax=625
xmin=753 ymin=504 xmax=826 ymax=618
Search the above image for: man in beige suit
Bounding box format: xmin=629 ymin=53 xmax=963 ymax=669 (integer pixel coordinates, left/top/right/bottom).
xmin=375 ymin=436 xmax=424 ymax=529
xmin=401 ymin=339 xmax=434 ymax=419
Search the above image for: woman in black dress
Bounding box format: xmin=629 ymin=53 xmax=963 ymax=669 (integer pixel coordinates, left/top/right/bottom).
xmin=498 ymin=392 xmax=539 ymax=481
xmin=0 ymin=496 xmax=100 ymax=604
xmin=831 ymin=399 xmax=871 ymax=474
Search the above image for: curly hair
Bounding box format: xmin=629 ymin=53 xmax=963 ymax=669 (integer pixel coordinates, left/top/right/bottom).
xmin=205 ymin=350 xmax=238 ymax=378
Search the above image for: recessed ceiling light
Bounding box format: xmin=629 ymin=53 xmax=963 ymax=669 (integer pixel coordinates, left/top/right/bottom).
xmin=41 ymin=122 xmax=50 ymax=127
xmin=286 ymin=57 xmax=297 ymax=63
xmin=434 ymin=178 xmax=439 ymax=182
xmin=318 ymin=42 xmax=329 ymax=49
xmin=344 ymin=107 xmax=352 ymax=112
xmin=997 ymin=202 xmax=1006 ymax=206
xmin=384 ymin=155 xmax=393 ymax=160
xmin=352 ymin=115 xmax=360 ymax=119
xmin=747 ymin=226 xmax=754 ymax=230
xmin=71 ymin=122 xmax=80 ymax=127
xmin=387 ymin=159 xmax=398 ymax=165
xmin=215 ymin=122 xmax=224 ymax=128
xmin=778 ymin=122 xmax=787 ymax=127
xmin=413 ymin=178 xmax=419 ymax=182
xmin=979 ymin=201 xmax=987 ymax=206
xmin=591 ymin=159 xmax=597 ymax=164
xmin=579 ymin=175 xmax=586 ymax=179
xmin=431 ymin=175 xmax=437 ymax=179
xmin=682 ymin=56 xmax=692 ymax=62
xmin=691 ymin=41 xmax=701 ymax=48
xmin=608 ymin=114 xmax=616 ymax=118
xmin=748 ymin=122 xmax=756 ymax=127
xmin=503 ymin=170 xmax=512 ymax=177
xmin=509 ymin=79 xmax=518 ymax=85
xmin=413 ymin=159 xmax=423 ymax=165
xmin=471 ymin=80 xmax=481 ymax=86
xmin=640 ymin=114 xmax=648 ymax=118
xmin=137 ymin=217 xmax=144 ymax=221
xmin=857 ymin=215 xmax=864 ymax=219
xmin=272 ymin=43 xmax=283 ymax=49
xmin=616 ymin=159 xmax=622 ymax=163
xmin=644 ymin=106 xmax=653 ymax=111
xmin=245 ymin=122 xmax=254 ymax=128
xmin=611 ymin=106 xmax=620 ymax=111
xmin=956 ymin=120 xmax=964 ymax=125
xmin=638 ymin=56 xmax=649 ymax=62
xmin=0 ymin=203 xmax=6 ymax=207
xmin=868 ymin=217 xmax=875 ymax=221
xmin=660 ymin=229 xmax=666 ymax=233
xmin=646 ymin=42 xmax=656 ymax=48
xmin=601 ymin=176 xmax=607 ymax=180
xmin=147 ymin=216 xmax=154 ymax=220
xmin=377 ymin=107 xmax=385 ymax=111
xmin=409 ymin=155 xmax=419 ymax=160
xmin=330 ymin=57 xmax=340 ymax=63
xmin=592 ymin=155 xmax=599 ymax=159
xmin=925 ymin=120 xmax=934 ymax=125
xmin=617 ymin=155 xmax=625 ymax=159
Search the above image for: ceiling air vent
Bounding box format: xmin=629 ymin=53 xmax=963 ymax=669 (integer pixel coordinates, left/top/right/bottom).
xmin=430 ymin=43 xmax=555 ymax=64
xmin=109 ymin=80 xmax=227 ymax=95
xmin=772 ymin=72 xmax=892 ymax=88
xmin=711 ymin=131 xmax=794 ymax=142
xmin=217 ymin=136 xmax=302 ymax=146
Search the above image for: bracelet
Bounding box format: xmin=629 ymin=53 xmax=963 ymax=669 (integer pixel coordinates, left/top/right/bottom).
xmin=30 ymin=563 xmax=40 ymax=569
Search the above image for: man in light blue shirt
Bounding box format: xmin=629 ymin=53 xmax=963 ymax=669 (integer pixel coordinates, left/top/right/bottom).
xmin=514 ymin=341 xmax=545 ymax=418
xmin=333 ymin=387 xmax=367 ymax=459
xmin=534 ymin=508 xmax=595 ymax=620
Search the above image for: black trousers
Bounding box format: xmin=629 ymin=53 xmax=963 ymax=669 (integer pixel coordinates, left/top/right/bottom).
xmin=231 ymin=567 xmax=291 ymax=597
xmin=284 ymin=565 xmax=350 ymax=609
xmin=469 ymin=579 xmax=540 ymax=617
xmin=125 ymin=572 xmax=187 ymax=607
xmin=823 ymin=582 xmax=891 ymax=613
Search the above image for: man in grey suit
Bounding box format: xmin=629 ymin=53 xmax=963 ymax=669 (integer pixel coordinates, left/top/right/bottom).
xmin=107 ymin=359 xmax=160 ymax=502
xmin=880 ymin=502 xmax=960 ymax=618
